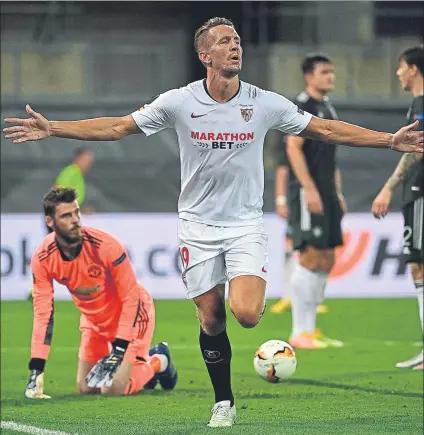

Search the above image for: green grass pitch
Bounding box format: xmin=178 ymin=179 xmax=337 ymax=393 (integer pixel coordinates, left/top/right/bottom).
xmin=1 ymin=299 xmax=423 ymax=435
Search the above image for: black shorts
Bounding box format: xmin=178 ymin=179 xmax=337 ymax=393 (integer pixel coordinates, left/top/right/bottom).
xmin=289 ymin=188 xmax=343 ymax=251
xmin=402 ymin=197 xmax=423 ymax=264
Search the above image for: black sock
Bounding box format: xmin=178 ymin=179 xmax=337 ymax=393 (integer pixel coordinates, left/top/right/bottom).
xmin=199 ymin=327 xmax=234 ymax=406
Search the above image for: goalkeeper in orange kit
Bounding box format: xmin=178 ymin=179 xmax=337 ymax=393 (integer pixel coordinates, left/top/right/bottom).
xmin=26 ymin=187 xmax=177 ymax=398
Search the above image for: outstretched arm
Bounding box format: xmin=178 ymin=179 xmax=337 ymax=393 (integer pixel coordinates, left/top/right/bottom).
xmin=4 ymin=104 xmax=139 ymax=143
xmin=4 ymin=90 xmax=182 ymax=144
xmin=302 ymin=117 xmax=423 ymax=153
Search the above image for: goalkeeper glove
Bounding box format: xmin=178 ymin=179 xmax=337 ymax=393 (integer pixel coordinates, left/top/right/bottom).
xmin=86 ymin=339 xmax=128 ymax=389
xmin=25 ymin=359 xmax=51 ymax=399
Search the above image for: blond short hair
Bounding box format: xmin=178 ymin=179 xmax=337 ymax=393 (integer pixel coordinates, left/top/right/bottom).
xmin=194 ymin=17 xmax=235 ymax=53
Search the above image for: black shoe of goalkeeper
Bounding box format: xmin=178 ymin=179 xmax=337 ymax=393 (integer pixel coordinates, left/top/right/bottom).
xmin=149 ymin=342 xmax=178 ymax=390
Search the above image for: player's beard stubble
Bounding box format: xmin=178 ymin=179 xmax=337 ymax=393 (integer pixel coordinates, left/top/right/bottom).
xmin=55 ymin=224 xmax=83 ymax=245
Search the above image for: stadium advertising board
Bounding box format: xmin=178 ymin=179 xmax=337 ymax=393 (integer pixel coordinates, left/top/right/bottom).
xmin=0 ymin=213 xmax=415 ymax=300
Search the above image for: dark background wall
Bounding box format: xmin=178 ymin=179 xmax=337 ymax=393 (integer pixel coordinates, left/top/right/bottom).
xmin=1 ymin=1 xmax=422 ymax=213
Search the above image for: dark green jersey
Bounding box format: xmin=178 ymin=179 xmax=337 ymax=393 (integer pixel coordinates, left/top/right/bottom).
xmin=288 ymin=91 xmax=338 ymax=196
xmin=402 ymin=95 xmax=424 ymax=206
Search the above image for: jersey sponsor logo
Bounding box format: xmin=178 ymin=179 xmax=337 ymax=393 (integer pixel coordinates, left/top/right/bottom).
xmin=69 ymin=285 xmax=100 ymax=296
xmin=191 ymin=131 xmax=254 ymax=141
xmin=191 ymin=112 xmax=208 ymax=119
xmin=88 ymin=265 xmax=102 ymax=278
xmin=240 ymin=106 xmax=253 ymax=122
xmin=191 ymin=131 xmax=255 ymax=150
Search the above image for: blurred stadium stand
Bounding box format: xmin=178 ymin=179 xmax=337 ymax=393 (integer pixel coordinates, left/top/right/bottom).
xmin=1 ymin=1 xmax=423 ymax=213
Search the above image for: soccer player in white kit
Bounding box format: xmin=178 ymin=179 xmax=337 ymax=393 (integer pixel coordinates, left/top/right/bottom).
xmin=3 ymin=17 xmax=424 ymax=428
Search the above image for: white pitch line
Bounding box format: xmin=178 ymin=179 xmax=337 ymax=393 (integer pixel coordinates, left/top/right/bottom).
xmin=1 ymin=421 xmax=77 ymax=435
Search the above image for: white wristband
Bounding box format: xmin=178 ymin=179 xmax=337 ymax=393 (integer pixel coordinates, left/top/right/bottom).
xmin=275 ymin=195 xmax=287 ymax=206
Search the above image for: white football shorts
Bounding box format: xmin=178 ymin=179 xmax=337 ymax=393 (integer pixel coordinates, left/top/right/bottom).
xmin=177 ymin=218 xmax=268 ymax=299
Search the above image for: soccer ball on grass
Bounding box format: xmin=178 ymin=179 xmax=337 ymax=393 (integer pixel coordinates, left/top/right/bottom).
xmin=253 ymin=340 xmax=297 ymax=383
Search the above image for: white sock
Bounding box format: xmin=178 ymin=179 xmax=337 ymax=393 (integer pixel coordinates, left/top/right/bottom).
xmin=304 ymin=271 xmax=328 ymax=333
xmin=153 ymin=354 xmax=168 ymax=373
xmin=291 ymin=263 xmax=328 ymax=336
xmin=414 ymin=280 xmax=423 ymax=334
xmin=283 ymin=250 xmax=296 ymax=300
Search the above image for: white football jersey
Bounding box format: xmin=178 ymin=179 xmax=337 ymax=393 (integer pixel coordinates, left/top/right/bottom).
xmin=132 ymin=80 xmax=312 ymax=226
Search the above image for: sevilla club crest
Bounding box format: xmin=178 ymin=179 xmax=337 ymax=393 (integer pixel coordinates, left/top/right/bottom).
xmin=240 ymin=107 xmax=253 ymax=122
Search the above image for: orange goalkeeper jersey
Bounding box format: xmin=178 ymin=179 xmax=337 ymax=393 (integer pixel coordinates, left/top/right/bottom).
xmin=30 ymin=226 xmax=148 ymax=360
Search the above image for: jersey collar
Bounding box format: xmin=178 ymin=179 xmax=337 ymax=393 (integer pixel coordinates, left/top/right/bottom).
xmin=202 ymin=79 xmax=241 ymax=103
xmin=56 ymin=238 xmax=83 ymax=261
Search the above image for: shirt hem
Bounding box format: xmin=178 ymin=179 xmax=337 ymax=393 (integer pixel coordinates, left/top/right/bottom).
xmin=178 ymin=212 xmax=263 ymax=227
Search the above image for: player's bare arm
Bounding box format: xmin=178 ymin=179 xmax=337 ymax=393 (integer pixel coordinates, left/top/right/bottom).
xmin=372 ymin=153 xmax=423 ymax=218
xmin=3 ymin=104 xmax=138 ymax=144
xmin=275 ymin=165 xmax=289 ymax=219
xmin=386 ymin=153 xmax=423 ymax=190
xmin=335 ymin=168 xmax=347 ymax=216
xmin=286 ymin=135 xmax=324 ymax=215
xmin=26 ymin=258 xmax=54 ymax=399
xmin=301 ymin=116 xmax=423 ymax=153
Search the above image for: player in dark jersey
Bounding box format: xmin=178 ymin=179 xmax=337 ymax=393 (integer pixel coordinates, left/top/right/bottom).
xmin=286 ymin=54 xmax=347 ymax=349
xmin=372 ymin=46 xmax=423 ymax=370
xmin=270 ymin=140 xmax=328 ymax=316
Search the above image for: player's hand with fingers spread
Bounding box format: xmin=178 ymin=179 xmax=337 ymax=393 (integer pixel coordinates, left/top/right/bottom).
xmin=3 ymin=104 xmax=51 ymax=144
xmin=372 ymin=186 xmax=392 ymax=219
xmin=25 ymin=369 xmax=51 ymax=399
xmin=391 ymin=120 xmax=424 ymax=153
xmin=304 ymin=185 xmax=324 ymax=215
